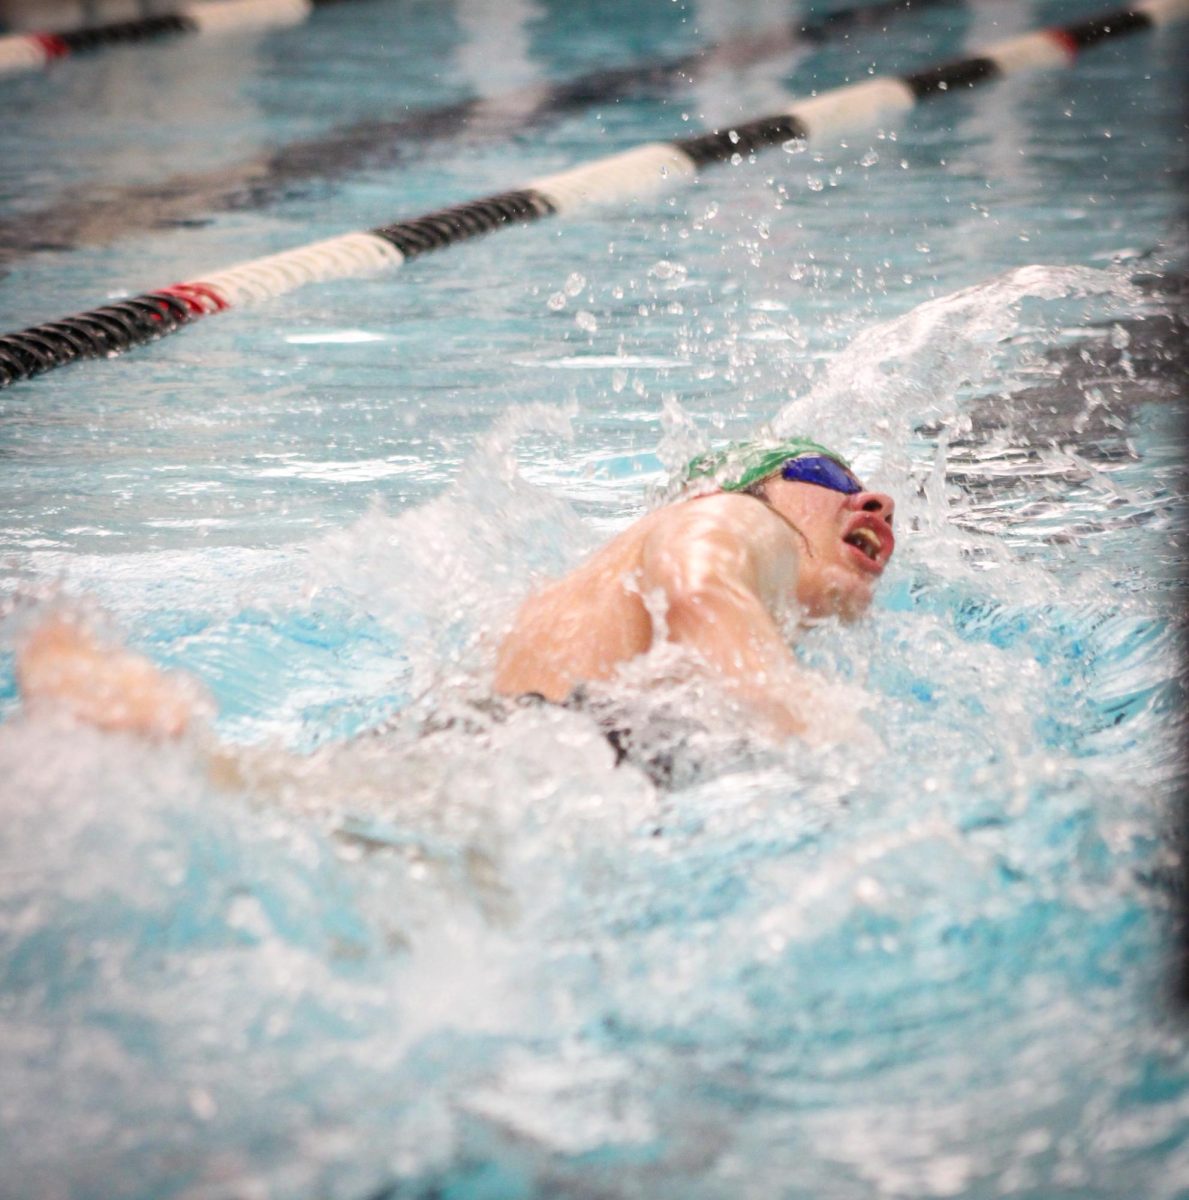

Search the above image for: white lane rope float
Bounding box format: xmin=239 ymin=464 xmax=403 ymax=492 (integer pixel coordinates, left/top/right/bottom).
xmin=0 ymin=0 xmax=350 ymax=75
xmin=0 ymin=0 xmax=953 ymax=264
xmin=1 ymin=0 xmax=1185 ymax=389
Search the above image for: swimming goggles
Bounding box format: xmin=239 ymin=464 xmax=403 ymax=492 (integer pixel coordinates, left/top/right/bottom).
xmin=780 ymin=455 xmax=864 ymax=494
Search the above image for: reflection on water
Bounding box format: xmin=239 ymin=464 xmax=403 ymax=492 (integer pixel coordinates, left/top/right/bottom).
xmin=1 ymin=265 xmax=1185 ymax=1199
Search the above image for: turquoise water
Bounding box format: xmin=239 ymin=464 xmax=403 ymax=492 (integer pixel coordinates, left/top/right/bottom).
xmin=1 ymin=2 xmax=1187 ymax=1197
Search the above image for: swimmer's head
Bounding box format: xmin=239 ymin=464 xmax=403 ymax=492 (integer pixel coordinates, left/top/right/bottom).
xmin=677 ymin=435 xmax=855 ymax=495
xmin=677 ymin=435 xmax=895 ymax=620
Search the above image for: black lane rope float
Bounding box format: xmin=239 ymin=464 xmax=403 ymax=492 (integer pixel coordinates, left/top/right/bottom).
xmin=0 ymin=0 xmax=360 ymax=74
xmin=1 ymin=0 xmax=1185 ymax=390
xmin=0 ymin=0 xmax=952 ymax=265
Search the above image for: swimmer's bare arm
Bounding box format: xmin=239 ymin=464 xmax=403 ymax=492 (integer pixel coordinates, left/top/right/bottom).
xmin=639 ymin=495 xmax=814 ymax=738
xmin=17 ymin=616 xmax=200 ymax=737
xmin=15 ymin=617 xmax=292 ymax=793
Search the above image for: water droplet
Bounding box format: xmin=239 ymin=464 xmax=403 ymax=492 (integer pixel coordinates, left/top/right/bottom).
xmin=782 ymin=138 xmax=805 ymax=155
xmin=188 ymin=1089 xmax=217 ymax=1122
xmin=564 ymin=272 xmax=586 ymax=297
xmin=547 ymin=292 xmax=566 ymax=311
xmin=730 ymin=153 xmax=743 ymax=166
xmin=728 ymin=129 xmax=740 ymax=144
xmin=575 ymin=310 xmax=598 ymax=333
xmin=860 ymin=149 xmax=879 ymax=167
xmin=806 ymin=176 xmax=824 ymax=192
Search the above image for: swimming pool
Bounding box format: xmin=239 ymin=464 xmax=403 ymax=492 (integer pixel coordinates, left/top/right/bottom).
xmin=1 ymin=0 xmax=1186 ymax=1196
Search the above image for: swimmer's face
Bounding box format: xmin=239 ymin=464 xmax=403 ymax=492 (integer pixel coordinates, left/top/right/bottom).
xmin=764 ymin=472 xmax=896 ymax=619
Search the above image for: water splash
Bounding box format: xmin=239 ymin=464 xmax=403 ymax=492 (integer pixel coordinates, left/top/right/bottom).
xmin=773 ymin=263 xmax=1142 ymax=456
xmin=1 ymin=264 xmax=1185 ymax=1199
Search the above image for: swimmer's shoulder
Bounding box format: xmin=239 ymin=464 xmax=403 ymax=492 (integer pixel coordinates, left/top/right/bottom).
xmin=551 ymin=492 xmax=793 ymax=586
xmin=646 ymin=490 xmax=796 ymax=546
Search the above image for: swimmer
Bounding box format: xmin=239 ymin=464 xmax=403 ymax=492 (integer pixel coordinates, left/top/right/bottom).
xmin=494 ymin=436 xmax=894 ymax=739
xmin=16 ymin=436 xmax=894 ymax=751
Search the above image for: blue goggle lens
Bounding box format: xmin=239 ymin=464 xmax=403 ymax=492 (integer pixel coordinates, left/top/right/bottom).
xmin=780 ymin=455 xmax=864 ymax=494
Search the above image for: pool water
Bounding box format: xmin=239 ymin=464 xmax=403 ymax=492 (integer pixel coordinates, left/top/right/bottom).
xmin=1 ymin=1 xmax=1187 ymax=1197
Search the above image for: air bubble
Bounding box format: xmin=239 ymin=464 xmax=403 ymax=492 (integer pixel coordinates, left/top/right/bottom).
xmin=564 ymin=273 xmax=586 ymax=297
xmin=575 ymin=311 xmax=598 ymax=333
xmin=547 ymin=292 xmax=566 ymax=311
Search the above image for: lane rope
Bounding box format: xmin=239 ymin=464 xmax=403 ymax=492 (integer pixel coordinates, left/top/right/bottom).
xmin=1 ymin=0 xmax=1185 ymax=389
xmin=0 ymin=0 xmax=350 ymax=75
xmin=0 ymin=0 xmax=952 ymax=264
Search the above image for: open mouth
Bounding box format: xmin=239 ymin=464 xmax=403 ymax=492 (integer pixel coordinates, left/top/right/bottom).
xmin=843 ymin=527 xmax=882 ymax=562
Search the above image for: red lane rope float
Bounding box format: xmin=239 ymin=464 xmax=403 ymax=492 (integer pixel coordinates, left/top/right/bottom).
xmin=28 ymin=33 xmax=70 ymax=60
xmin=0 ymin=0 xmax=1185 ymax=389
xmin=156 ymin=283 xmax=232 ymax=317
xmin=0 ymin=0 xmax=356 ymax=75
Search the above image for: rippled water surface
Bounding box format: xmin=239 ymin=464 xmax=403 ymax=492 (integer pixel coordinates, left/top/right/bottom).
xmin=1 ymin=1 xmax=1186 ymax=1198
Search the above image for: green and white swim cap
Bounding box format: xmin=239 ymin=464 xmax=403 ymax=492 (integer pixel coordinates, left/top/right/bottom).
xmin=679 ymin=436 xmax=852 ymax=493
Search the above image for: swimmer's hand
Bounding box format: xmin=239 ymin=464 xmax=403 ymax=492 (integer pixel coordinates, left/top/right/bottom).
xmin=17 ymin=616 xmax=201 ymax=738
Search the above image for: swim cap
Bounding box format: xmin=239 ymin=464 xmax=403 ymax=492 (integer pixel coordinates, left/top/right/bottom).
xmin=680 ymin=436 xmax=852 ymax=493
